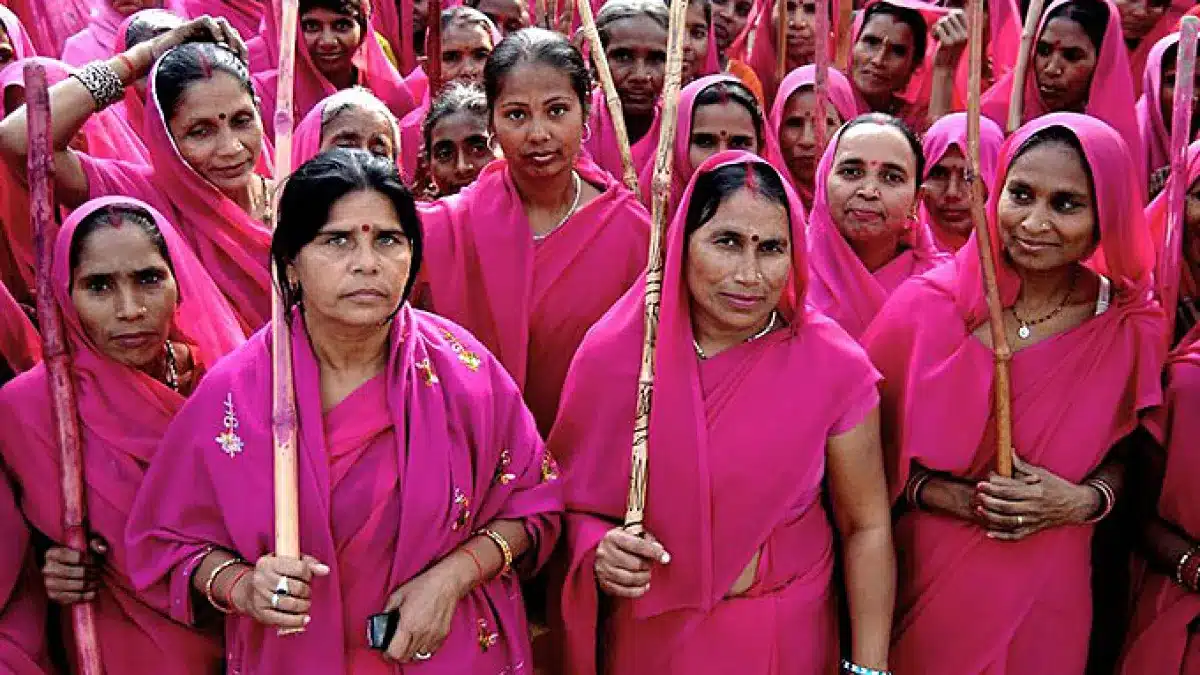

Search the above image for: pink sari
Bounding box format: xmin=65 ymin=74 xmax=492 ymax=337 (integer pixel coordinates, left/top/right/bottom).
xmin=943 ymin=0 xmax=1019 ymax=111
xmin=126 ymin=305 xmax=563 ymax=674
xmin=291 ymin=88 xmax=402 ymax=167
xmin=861 ymin=113 xmax=1166 ymax=675
xmin=584 ymin=88 xmax=661 ymax=185
xmin=806 ymin=123 xmax=950 ymax=340
xmin=3 ymin=0 xmax=88 ymax=57
xmin=0 ymin=5 xmax=37 ymax=60
xmin=919 ymin=112 xmax=1004 ymax=253
xmin=1136 ymin=32 xmax=1177 ymax=186
xmin=548 ymin=151 xmax=880 ymax=675
xmin=372 ymin=0 xmax=417 ymax=75
xmin=61 ymin=0 xmax=166 ymax=66
xmin=0 ymin=474 xmax=51 ymax=675
xmin=0 ymin=281 xmax=39 ymax=375
xmin=416 ymin=156 xmax=650 ymax=436
xmin=1129 ymin=0 xmax=1188 ymax=97
xmin=0 ymin=196 xmax=244 ymax=674
xmin=734 ymin=0 xmax=845 ymax=104
xmin=79 ymin=54 xmax=275 ymax=331
xmin=181 ymin=0 xmax=263 ymax=37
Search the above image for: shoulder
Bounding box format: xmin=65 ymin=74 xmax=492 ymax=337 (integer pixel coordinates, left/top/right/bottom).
xmin=790 ymin=312 xmax=880 ymax=383
xmin=411 ymin=309 xmax=518 ymax=392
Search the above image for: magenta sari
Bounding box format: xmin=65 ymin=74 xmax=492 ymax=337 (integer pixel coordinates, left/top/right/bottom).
xmin=584 ymin=88 xmax=661 ymax=185
xmin=126 ymin=305 xmax=562 ymax=674
xmin=61 ymin=0 xmax=167 ymax=66
xmin=919 ymin=112 xmax=1004 ymax=253
xmin=0 ymin=474 xmax=51 ymax=675
xmin=862 ymin=114 xmax=1166 ymax=675
xmin=0 ymin=281 xmax=39 ymax=375
xmin=1136 ymin=32 xmax=1177 ymax=186
xmin=0 ymin=5 xmax=38 ymax=60
xmin=549 ymin=151 xmax=880 ymax=675
xmin=1129 ymin=0 xmax=1188 ymax=97
xmin=416 ymin=156 xmax=650 ymax=436
xmin=181 ymin=0 xmax=263 ymax=37
xmin=0 ymin=196 xmax=244 ymax=674
xmin=3 ymin=0 xmax=87 ymax=57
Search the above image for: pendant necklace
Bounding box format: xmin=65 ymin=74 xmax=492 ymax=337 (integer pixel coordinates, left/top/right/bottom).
xmin=1011 ymin=268 xmax=1078 ymax=340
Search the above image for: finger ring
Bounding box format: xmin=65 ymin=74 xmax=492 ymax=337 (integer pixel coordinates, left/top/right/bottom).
xmin=1016 ymin=515 xmax=1025 ymax=526
xmin=414 ymin=652 xmax=432 ymax=661
xmin=274 ymin=577 xmax=290 ymax=596
xmin=270 ymin=592 xmax=282 ymax=609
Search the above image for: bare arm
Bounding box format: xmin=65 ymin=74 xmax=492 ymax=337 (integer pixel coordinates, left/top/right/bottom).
xmin=927 ymin=11 xmax=968 ymax=126
xmin=827 ymin=407 xmax=895 ymax=671
xmin=1129 ymin=428 xmax=1197 ymax=581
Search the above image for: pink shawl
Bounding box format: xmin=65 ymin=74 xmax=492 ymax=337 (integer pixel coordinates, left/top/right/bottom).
xmin=1129 ymin=0 xmax=1188 ymax=97
xmin=0 ymin=5 xmax=37 ymax=60
xmin=806 ymin=122 xmax=950 ymax=340
xmin=291 ymin=88 xmax=402 ymax=167
xmin=61 ymin=0 xmax=167 ymax=66
xmin=735 ymin=0 xmax=846 ymax=104
xmin=942 ymin=0 xmax=1020 ymax=111
xmin=181 ymin=0 xmax=263 ymax=37
xmin=112 ymin=9 xmax=184 ymax=139
xmin=372 ymin=0 xmax=417 ymax=74
xmin=549 ymin=151 xmax=880 ymax=674
xmin=126 ymin=305 xmax=563 ymax=673
xmin=584 ymin=87 xmax=662 ymax=184
xmin=919 ymin=111 xmax=1004 ymax=253
xmin=861 ymin=113 xmax=1165 ymax=674
xmin=1136 ymin=31 xmax=1178 ymax=185
xmin=416 ymin=156 xmax=650 ymax=435
xmin=0 ymin=196 xmax=243 ymax=674
xmin=0 ymin=474 xmax=51 ymax=675
xmin=0 ymin=281 xmax=39 ymax=375
xmin=3 ymin=0 xmax=88 ymax=57
xmin=79 ymin=53 xmax=275 ymax=331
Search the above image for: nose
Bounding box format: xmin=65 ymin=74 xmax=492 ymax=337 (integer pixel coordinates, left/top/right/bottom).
xmin=114 ymin=284 xmax=145 ymax=322
xmin=945 ymin=171 xmax=968 ymax=200
xmin=350 ymin=239 xmax=382 ymax=275
xmin=797 ymin=120 xmax=816 ymax=148
xmin=1042 ymin=53 xmax=1064 ymax=76
xmin=454 ymin=150 xmax=474 ymax=178
xmin=318 ymin=26 xmax=339 ymax=47
xmin=869 ymin=41 xmax=888 ymax=65
xmin=214 ymin=124 xmax=246 ymax=159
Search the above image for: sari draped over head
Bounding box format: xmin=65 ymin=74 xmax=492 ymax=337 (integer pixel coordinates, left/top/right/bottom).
xmin=1128 ymin=0 xmax=1188 ymax=97
xmin=0 ymin=473 xmax=51 ymax=675
xmin=61 ymin=0 xmax=166 ymax=66
xmin=584 ymin=87 xmax=662 ymax=185
xmin=548 ymin=151 xmax=881 ymax=675
xmin=919 ymin=112 xmax=1004 ymax=253
xmin=806 ymin=123 xmax=950 ymax=341
xmin=861 ymin=113 xmax=1166 ymax=675
xmin=181 ymin=0 xmax=264 ymax=38
xmin=1136 ymin=32 xmax=1178 ymax=189
xmin=1144 ymin=140 xmax=1200 ymax=347
xmin=0 ymin=6 xmax=38 ymax=61
xmin=78 ymin=53 xmax=275 ymax=331
xmin=373 ymin=0 xmax=417 ymax=75
xmin=113 ymin=9 xmax=182 ymax=141
xmin=940 ymin=0 xmax=1020 ymax=111
xmin=291 ymin=87 xmax=402 ymax=167
xmin=0 ymin=281 xmax=39 ymax=376
xmin=0 ymin=196 xmax=244 ymax=675
xmin=733 ymin=0 xmax=845 ymax=105
xmin=3 ymin=0 xmax=87 ymax=57
xmin=126 ymin=305 xmax=563 ymax=673
xmin=416 ymin=156 xmax=650 ymax=436
xmin=767 ymin=65 xmax=860 ymax=210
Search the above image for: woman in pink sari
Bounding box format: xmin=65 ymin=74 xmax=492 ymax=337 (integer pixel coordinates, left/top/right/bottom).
xmin=418 ymin=29 xmax=651 ymax=436
xmin=62 ymin=0 xmax=164 ymax=66
xmin=920 ymin=112 xmax=1004 ymax=253
xmin=1137 ymin=32 xmax=1200 ymax=198
xmin=372 ymin=0 xmax=431 ymax=75
xmin=292 ymin=86 xmax=401 ymax=167
xmin=0 ymin=195 xmax=244 ymax=674
xmin=0 ymin=473 xmax=51 ymax=675
xmin=807 ymin=113 xmax=949 ymax=340
xmin=0 ymin=22 xmax=276 ymax=331
xmin=126 ymin=148 xmax=562 ymax=674
xmin=416 ymin=82 xmax=498 ymax=198
xmin=1119 ymin=0 xmax=1187 ymax=95
xmin=769 ymin=64 xmax=858 ymax=211
xmin=0 ymin=6 xmax=37 ymax=69
xmin=113 ymin=8 xmax=183 ymax=142
xmin=0 ymin=281 xmax=39 ymax=385
xmin=549 ymin=151 xmax=895 ymax=675
xmin=862 ymin=113 xmax=1166 ymax=675
xmin=4 ymin=0 xmax=88 ymax=57
xmin=734 ymin=0 xmax=848 ymax=105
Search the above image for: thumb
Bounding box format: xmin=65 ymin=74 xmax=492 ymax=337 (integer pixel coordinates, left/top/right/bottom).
xmin=302 ymin=555 xmax=331 ymax=576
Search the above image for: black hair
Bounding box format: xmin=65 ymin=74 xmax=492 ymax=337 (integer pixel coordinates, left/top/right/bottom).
xmin=423 ymin=82 xmax=490 ymax=159
xmin=596 ymin=0 xmax=670 ymax=47
xmin=841 ymin=112 xmax=926 ymax=187
xmin=684 ymin=162 xmax=792 ymax=238
xmin=69 ymin=205 xmax=173 ymax=283
xmin=1011 ymin=124 xmax=1099 ymax=239
xmin=692 ymin=80 xmax=765 ymax=147
xmin=440 ymin=5 xmax=499 ymax=34
xmin=484 ymin=28 xmax=591 ymax=115
xmin=123 ymin=9 xmax=183 ymax=51
xmin=1043 ymin=0 xmax=1108 ymax=53
xmin=299 ymin=0 xmax=369 ymax=33
xmin=154 ymin=42 xmax=256 ymax=123
xmin=272 ymin=149 xmax=424 ymax=316
xmin=859 ymin=1 xmax=928 ymax=68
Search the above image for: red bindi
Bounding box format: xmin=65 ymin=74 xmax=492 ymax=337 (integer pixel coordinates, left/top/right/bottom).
xmin=361 ymin=224 xmax=371 ymax=233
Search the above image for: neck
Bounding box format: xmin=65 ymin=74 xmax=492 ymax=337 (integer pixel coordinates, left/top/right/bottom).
xmin=305 ymin=314 xmax=391 ymax=376
xmin=625 ymin=112 xmax=655 ymax=144
xmin=512 ymin=165 xmax=576 ymax=213
xmin=861 ymin=88 xmax=897 ymax=113
xmin=224 ymin=177 xmax=256 ymax=214
xmin=849 ymin=232 xmax=904 ymax=272
xmin=1015 ymin=262 xmax=1076 ymax=309
xmin=325 ymin=65 xmax=356 ymax=90
xmin=692 ymin=310 xmax=774 ymax=358
xmin=137 ymin=344 xmax=170 ymax=385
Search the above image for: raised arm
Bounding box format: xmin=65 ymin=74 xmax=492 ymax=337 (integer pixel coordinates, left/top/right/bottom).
xmin=928 ymin=10 xmax=968 ymax=126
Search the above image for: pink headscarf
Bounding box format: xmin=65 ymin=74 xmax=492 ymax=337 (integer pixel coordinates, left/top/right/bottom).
xmin=584 ymin=87 xmax=662 ymax=184
xmin=0 ymin=281 xmax=39 ymax=375
xmin=919 ymin=111 xmax=1004 ymax=252
xmin=3 ymin=0 xmax=88 ymax=57
xmin=806 ymin=119 xmax=950 ymax=340
xmin=291 ymin=87 xmax=401 ymax=167
xmin=734 ymin=0 xmax=846 ymax=103
xmin=0 ymin=5 xmax=38 ymax=61
xmin=1128 ymin=0 xmax=1187 ymax=97
xmin=61 ymin=0 xmax=167 ymax=66
xmin=181 ymin=0 xmax=264 ymax=37
xmin=0 ymin=473 xmax=52 ymax=675
xmin=112 ymin=9 xmax=183 ymax=140
xmin=1136 ymin=31 xmax=1178 ymax=185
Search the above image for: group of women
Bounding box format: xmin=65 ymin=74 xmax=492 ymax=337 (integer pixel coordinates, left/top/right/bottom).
xmin=1 ymin=0 xmax=1200 ymax=673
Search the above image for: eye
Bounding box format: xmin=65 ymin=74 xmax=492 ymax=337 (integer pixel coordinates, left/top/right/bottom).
xmin=731 ymin=136 xmax=755 ymax=150
xmin=231 ymin=112 xmax=254 ymax=129
xmin=1063 ymin=48 xmax=1086 ymax=62
xmin=301 ymin=19 xmax=320 ymax=32
xmin=862 ymin=35 xmax=882 ymax=48
xmin=691 ymin=133 xmax=715 ymax=148
xmin=927 ymin=165 xmax=950 ymax=181
xmin=377 ymin=231 xmax=408 ymax=246
xmin=548 ymin=104 xmax=569 ymax=117
xmin=473 ymin=48 xmax=491 ymax=60
xmin=713 ymin=234 xmax=739 ymax=248
xmin=760 ymin=240 xmax=787 ymax=254
xmin=136 ymin=269 xmax=166 ymax=286
xmin=649 ymin=51 xmax=668 ymax=65
xmin=1052 ymin=194 xmax=1084 ymax=213
xmin=504 ymin=109 xmax=526 ymax=121
xmin=837 ymin=165 xmax=864 ymax=179
xmin=443 ymin=51 xmax=461 ymax=63
xmin=84 ymin=277 xmax=112 ymax=293
xmin=370 ymin=141 xmax=391 ymax=158
xmin=1035 ymin=41 xmax=1051 ymax=57
xmin=883 ymin=169 xmax=906 ymax=184
xmin=186 ymin=123 xmax=213 ymax=139
xmin=325 ymin=233 xmax=349 ymax=247
xmin=1006 ymin=184 xmax=1033 ymax=204
xmin=333 ymin=18 xmax=355 ymax=32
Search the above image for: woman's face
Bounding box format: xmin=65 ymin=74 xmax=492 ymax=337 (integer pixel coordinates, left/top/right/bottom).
xmin=688 ymin=100 xmax=759 ymax=170
xmin=773 ymin=0 xmax=818 ymax=67
xmin=429 ymin=110 xmax=496 ymax=195
xmin=1158 ymin=53 xmax=1200 ymax=141
xmin=111 ymin=0 xmax=156 ymax=16
xmin=71 ymin=222 xmax=178 ymax=371
xmin=301 ymin=7 xmax=364 ymax=80
xmin=287 ymin=189 xmax=412 ymax=329
xmin=851 ymin=14 xmax=918 ymax=102
xmin=710 ymin=0 xmax=753 ymax=51
xmin=1034 ymin=18 xmax=1097 ymax=112
xmin=492 ymin=62 xmax=585 ymax=183
xmin=682 ymin=2 xmax=711 ymax=83
xmin=825 ymin=123 xmax=919 ymax=245
xmin=605 ymin=16 xmax=668 ymax=118
xmin=1114 ymin=0 xmax=1169 ymax=41
xmin=167 ymin=72 xmax=264 ymax=197
xmin=997 ymin=140 xmax=1097 ymax=272
xmin=475 ymin=0 xmax=530 ymax=36
xmin=320 ymin=105 xmax=397 ymax=159
xmin=440 ymin=23 xmax=494 ymax=87
xmin=922 ymin=145 xmax=975 ymax=238
xmin=777 ymin=87 xmax=842 ymax=191
xmin=686 ymin=186 xmax=791 ymax=338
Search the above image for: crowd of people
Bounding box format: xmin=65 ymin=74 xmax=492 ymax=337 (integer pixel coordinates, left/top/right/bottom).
xmin=0 ymin=0 xmax=1198 ymax=672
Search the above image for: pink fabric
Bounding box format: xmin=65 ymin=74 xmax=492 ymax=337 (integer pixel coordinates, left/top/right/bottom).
xmin=398 ymin=97 xmax=426 ymax=181
xmin=0 ymin=5 xmax=37 ymax=60
xmin=942 ymin=0 xmax=1020 ymax=111
xmin=584 ymin=88 xmax=661 ymax=184
xmin=0 ymin=196 xmax=243 ymax=674
xmin=291 ymin=88 xmax=402 ymax=167
xmin=806 ymin=122 xmax=950 ymax=340
xmin=3 ymin=0 xmax=88 ymax=57
xmin=112 ymin=9 xmax=184 ymax=138
xmin=181 ymin=0 xmax=263 ymax=37
xmin=0 ymin=281 xmax=39 ymax=374
xmin=79 ymin=53 xmax=275 ymax=331
xmin=0 ymin=474 xmax=51 ymax=675
xmin=735 ymin=0 xmax=848 ymax=104
xmin=549 ymin=151 xmax=880 ymax=675
xmin=919 ymin=112 xmax=1004 ymax=252
xmin=1145 ymin=139 xmax=1200 ymax=317
xmin=61 ymin=0 xmax=166 ymax=66
xmin=1136 ymin=31 xmax=1177 ymax=185
xmin=373 ymin=0 xmax=417 ymax=75
xmin=1129 ymin=1 xmax=1187 ymax=97
xmin=126 ymin=305 xmax=563 ymax=673
xmin=416 ymin=156 xmax=650 ymax=435
xmin=861 ymin=113 xmax=1166 ymax=675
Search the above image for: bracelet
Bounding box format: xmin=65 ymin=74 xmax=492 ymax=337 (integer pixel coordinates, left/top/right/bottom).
xmin=1182 ymin=546 xmax=1200 ymax=593
xmin=841 ymin=659 xmax=891 ymax=675
xmin=114 ymin=53 xmax=136 ymax=80
xmin=477 ymin=528 xmax=513 ymax=576
xmin=905 ymin=467 xmax=933 ymax=511
xmin=204 ymin=557 xmax=243 ymax=614
xmin=222 ymin=566 xmax=252 ymax=612
xmin=72 ymin=61 xmax=124 ymax=111
xmin=1082 ymin=478 xmax=1115 ymax=524
xmin=464 ymin=547 xmax=486 ymax=586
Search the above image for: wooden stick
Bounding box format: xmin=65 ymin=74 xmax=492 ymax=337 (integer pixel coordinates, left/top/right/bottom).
xmin=775 ymin=0 xmax=788 ymax=83
xmin=1160 ymin=17 xmax=1199 ymax=341
xmin=966 ymin=0 xmax=1013 ymax=476
xmin=1006 ymin=0 xmax=1046 ymax=133
xmin=833 ymin=0 xmax=853 ymax=70
xmin=623 ymin=0 xmax=688 ymax=534
xmin=576 ymin=0 xmax=640 ymax=193
xmin=25 ymin=62 xmax=105 ymax=675
xmin=428 ymin=0 xmax=444 ymax=95
xmin=813 ymin=0 xmax=830 ymax=151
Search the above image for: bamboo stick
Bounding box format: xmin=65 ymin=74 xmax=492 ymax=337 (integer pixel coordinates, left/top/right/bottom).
xmin=428 ymin=0 xmax=444 ymax=95
xmin=775 ymin=0 xmax=788 ymax=83
xmin=833 ymin=0 xmax=852 ymax=70
xmin=966 ymin=0 xmax=1013 ymax=476
xmin=1006 ymin=0 xmax=1046 ymax=133
xmin=25 ymin=62 xmax=105 ymax=675
xmin=623 ymin=0 xmax=688 ymax=534
xmin=576 ymin=0 xmax=640 ymax=193
xmin=813 ymin=0 xmax=830 ymax=151
xmin=1160 ymin=17 xmax=1199 ymax=341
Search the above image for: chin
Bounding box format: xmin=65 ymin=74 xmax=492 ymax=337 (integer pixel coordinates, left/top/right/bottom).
xmin=204 ymin=169 xmax=254 ymax=195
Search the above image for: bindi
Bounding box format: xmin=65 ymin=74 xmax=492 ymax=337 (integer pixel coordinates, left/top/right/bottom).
xmin=218 ymin=113 xmax=227 ymax=121
xmin=361 ymin=224 xmax=372 ymax=233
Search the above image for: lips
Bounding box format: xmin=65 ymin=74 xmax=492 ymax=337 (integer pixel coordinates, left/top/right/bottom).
xmin=524 ymin=149 xmax=561 ymax=167
xmin=111 ymin=331 xmax=157 ymax=350
xmin=1012 ymin=237 xmax=1057 ymax=254
xmin=720 ymin=292 xmax=765 ymax=311
xmin=209 ymin=159 xmax=250 ymax=180
xmin=342 ymin=288 xmax=388 ymax=302
xmin=846 ymin=207 xmax=884 ymax=224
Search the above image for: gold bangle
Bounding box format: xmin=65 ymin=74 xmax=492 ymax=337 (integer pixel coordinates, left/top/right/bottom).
xmin=204 ymin=557 xmax=243 ymax=614
xmin=477 ymin=528 xmax=513 ymax=576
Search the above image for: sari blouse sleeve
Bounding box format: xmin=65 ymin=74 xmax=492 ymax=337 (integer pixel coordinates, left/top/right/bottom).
xmin=79 ymin=151 xmax=156 ymax=203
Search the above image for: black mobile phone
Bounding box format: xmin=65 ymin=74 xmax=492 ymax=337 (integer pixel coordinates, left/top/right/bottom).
xmin=367 ymin=610 xmax=400 ymax=651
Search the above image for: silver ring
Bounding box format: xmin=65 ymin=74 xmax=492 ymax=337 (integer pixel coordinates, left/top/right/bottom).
xmin=414 ymin=652 xmax=432 ymax=661
xmin=274 ymin=577 xmax=290 ymax=596
xmin=1016 ymin=515 xmax=1025 ymax=526
xmin=270 ymin=592 xmax=282 ymax=609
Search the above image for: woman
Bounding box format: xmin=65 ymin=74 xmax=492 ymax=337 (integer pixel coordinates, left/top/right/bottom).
xmin=551 ymin=151 xmax=895 ymax=674
xmin=419 ymin=82 xmax=497 ymax=198
xmin=113 ymin=8 xmax=183 ymax=143
xmin=62 ymin=0 xmax=164 ymax=66
xmin=417 ymin=28 xmax=651 ymax=437
xmin=0 ymin=196 xmax=244 ymax=673
xmin=769 ymin=64 xmax=858 ymax=211
xmin=465 ymin=0 xmax=531 ymax=36
xmin=584 ymin=0 xmax=668 ymax=183
xmin=0 ymin=473 xmax=51 ymax=675
xmin=1119 ymin=0 xmax=1185 ymax=95
xmin=735 ymin=0 xmax=845 ymax=105
xmin=0 ymin=6 xmax=38 ymax=69
xmin=681 ymin=0 xmax=718 ymax=85
xmin=126 ymin=148 xmax=562 ymax=673
xmin=1137 ymin=33 xmax=1200 ymax=198
xmin=293 ymin=87 xmax=401 ymax=168
xmin=920 ymin=112 xmax=1005 ymax=252
xmin=0 ymin=20 xmax=276 ymax=331
xmin=372 ymin=0 xmax=432 ymax=76
xmin=863 ymin=113 xmax=1166 ymax=675
xmin=713 ymin=0 xmax=765 ymax=99
xmin=807 ymin=113 xmax=948 ymax=340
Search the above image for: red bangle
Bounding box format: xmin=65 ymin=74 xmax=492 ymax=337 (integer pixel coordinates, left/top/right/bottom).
xmin=222 ymin=567 xmax=252 ymax=611
xmin=464 ymin=547 xmax=485 ymax=586
xmin=115 ymin=53 xmax=135 ymax=80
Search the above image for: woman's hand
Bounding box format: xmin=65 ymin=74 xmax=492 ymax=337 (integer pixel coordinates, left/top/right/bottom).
xmin=931 ymin=10 xmax=970 ymax=69
xmin=230 ymin=554 xmax=330 ymax=630
xmin=146 ymin=15 xmax=249 ymax=67
xmin=594 ymin=527 xmax=671 ymax=599
xmin=42 ymin=537 xmax=107 ymax=605
xmin=973 ymin=454 xmax=1101 ymax=541
xmin=381 ymin=564 xmax=471 ymax=664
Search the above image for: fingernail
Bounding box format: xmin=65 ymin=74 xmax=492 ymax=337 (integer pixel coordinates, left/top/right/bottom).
xmin=660 ymin=552 xmax=671 ymax=564
xmin=313 ymin=564 xmax=330 ymax=574
xmin=303 ymin=615 xmax=311 ymax=625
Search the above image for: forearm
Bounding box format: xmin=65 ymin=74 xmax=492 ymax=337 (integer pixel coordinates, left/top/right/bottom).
xmin=927 ymin=65 xmax=955 ymax=125
xmin=189 ymin=549 xmax=252 ymax=614
xmin=841 ymin=523 xmax=895 ymax=670
xmin=435 ymin=519 xmax=532 ymax=598
xmin=916 ymin=470 xmax=976 ymax=522
xmin=1145 ymin=517 xmax=1197 ymax=580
